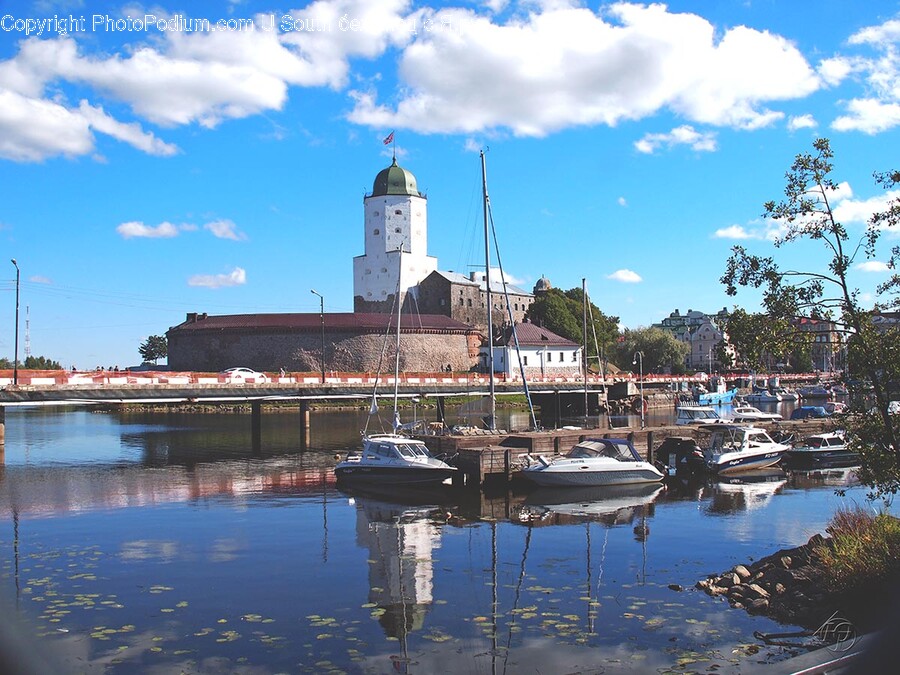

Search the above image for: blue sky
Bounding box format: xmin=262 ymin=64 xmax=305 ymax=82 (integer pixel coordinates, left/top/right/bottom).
xmin=2 ymin=0 xmax=900 ymax=369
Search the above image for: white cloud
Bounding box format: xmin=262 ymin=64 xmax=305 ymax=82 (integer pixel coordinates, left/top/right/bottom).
xmin=856 ymin=260 xmax=890 ymax=272
xmin=634 ymin=125 xmax=717 ymax=154
xmin=188 ymin=267 xmax=247 ymax=288
xmin=349 ymin=3 xmax=819 ymax=136
xmin=617 ymin=196 xmax=627 ymax=207
xmin=116 ymin=221 xmax=181 ymax=238
xmin=833 ymin=189 xmax=898 ymax=225
xmin=826 ymin=17 xmax=900 ymax=134
xmin=607 ymin=269 xmax=642 ymax=283
xmin=204 ymin=219 xmax=246 ymax=241
xmin=713 ymin=224 xmax=756 ymax=240
xmin=77 ymin=101 xmax=178 ymax=156
xmin=29 ymin=275 xmax=52 ymax=284
xmin=0 ymin=89 xmax=93 ymax=161
xmin=788 ymin=114 xmax=817 ymax=130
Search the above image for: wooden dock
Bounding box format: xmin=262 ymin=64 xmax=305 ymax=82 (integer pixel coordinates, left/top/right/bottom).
xmin=423 ymin=419 xmax=837 ymax=487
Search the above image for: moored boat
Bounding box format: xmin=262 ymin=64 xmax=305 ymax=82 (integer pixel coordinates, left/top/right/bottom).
xmin=334 ymin=434 xmax=457 ymax=485
xmin=700 ymin=424 xmax=789 ymax=474
xmin=783 ymin=431 xmax=859 ymax=469
xmin=521 ymin=437 xmax=664 ymax=487
xmin=675 ymin=405 xmax=723 ymax=425
xmin=730 ymin=406 xmax=783 ymax=423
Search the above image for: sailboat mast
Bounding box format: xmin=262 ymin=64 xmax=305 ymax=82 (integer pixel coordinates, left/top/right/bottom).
xmin=392 ymin=247 xmax=403 ymax=431
xmin=481 ymin=150 xmax=496 ymax=431
xmin=583 ymin=278 xmax=588 ymax=424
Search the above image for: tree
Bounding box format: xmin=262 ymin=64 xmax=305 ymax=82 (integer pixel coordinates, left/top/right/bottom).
xmin=139 ymin=335 xmax=168 ymax=364
xmin=724 ymin=308 xmax=802 ymax=372
xmin=24 ymin=355 xmax=62 ymax=369
xmin=526 ymin=287 xmax=620 ymax=369
xmin=612 ymin=327 xmax=690 ymax=374
xmin=721 ymin=138 xmax=900 ymax=496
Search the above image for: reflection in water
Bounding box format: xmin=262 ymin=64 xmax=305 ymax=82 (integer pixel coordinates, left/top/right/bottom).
xmin=706 ymin=469 xmax=788 ymax=515
xmin=346 ymin=491 xmax=448 ymax=648
xmin=515 ymin=483 xmax=664 ymax=526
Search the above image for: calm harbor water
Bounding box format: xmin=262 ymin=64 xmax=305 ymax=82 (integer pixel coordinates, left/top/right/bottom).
xmin=0 ymin=402 xmax=867 ymax=674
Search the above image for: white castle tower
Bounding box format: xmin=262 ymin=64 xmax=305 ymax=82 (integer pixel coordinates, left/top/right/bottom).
xmin=353 ymin=158 xmax=437 ymax=312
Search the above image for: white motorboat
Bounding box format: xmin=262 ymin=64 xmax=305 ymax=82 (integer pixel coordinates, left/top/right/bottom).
xmin=700 ymin=424 xmax=789 ymax=474
xmin=784 ymin=431 xmax=859 ymax=469
xmin=745 ymin=388 xmax=782 ymax=404
xmin=675 ymin=405 xmax=723 ymax=425
xmin=334 ymin=434 xmax=457 ymax=485
xmin=797 ymin=384 xmax=833 ymax=400
xmin=771 ymin=386 xmax=799 ymax=401
xmin=730 ymin=406 xmax=783 ymax=423
xmin=521 ymin=438 xmax=664 ymax=487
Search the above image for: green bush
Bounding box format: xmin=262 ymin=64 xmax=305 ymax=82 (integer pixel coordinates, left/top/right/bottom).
xmin=815 ymin=506 xmax=900 ymax=593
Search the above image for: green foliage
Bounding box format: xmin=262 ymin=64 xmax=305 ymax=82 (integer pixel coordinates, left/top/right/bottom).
xmin=24 ymin=355 xmax=62 ymax=369
xmin=814 ymin=507 xmax=900 ymax=594
xmin=612 ymin=327 xmax=690 ymax=374
xmin=139 ymin=335 xmax=168 ymax=364
xmin=525 ymin=288 xmax=619 ymax=367
xmin=725 ymin=308 xmax=807 ymax=372
xmin=0 ymin=357 xmax=12 ymax=369
xmin=721 ymin=138 xmax=900 ymax=494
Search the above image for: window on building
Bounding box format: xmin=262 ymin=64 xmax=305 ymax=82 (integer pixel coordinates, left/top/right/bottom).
xmin=572 ymin=352 xmax=578 ymax=362
xmin=395 ymin=209 xmax=402 ymax=215
xmin=523 ymin=356 xmax=528 ymax=366
xmin=547 ymin=353 xmax=552 ymax=362
xmin=395 ymin=227 xmax=401 ymax=233
xmin=440 ymin=298 xmax=445 ymax=306
xmin=459 ymin=298 xmax=464 ymax=306
xmin=373 ymin=229 xmax=380 ymax=235
xmin=559 ymin=352 xmax=564 ymax=362
xmin=467 ymin=299 xmax=472 ymax=307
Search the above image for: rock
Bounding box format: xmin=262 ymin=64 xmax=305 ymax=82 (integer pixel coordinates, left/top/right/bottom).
xmin=668 ymin=584 xmax=684 ymax=592
xmin=733 ymin=565 xmax=751 ymax=580
xmin=749 ymin=598 xmax=769 ymax=614
xmin=715 ymin=574 xmax=736 ymax=589
xmin=773 ymin=583 xmax=786 ymax=595
xmin=747 ymin=584 xmax=770 ymax=599
xmin=780 ymin=555 xmax=793 ymax=569
xmin=727 ymin=585 xmax=745 ymax=599
xmin=695 ymin=579 xmax=711 ymax=591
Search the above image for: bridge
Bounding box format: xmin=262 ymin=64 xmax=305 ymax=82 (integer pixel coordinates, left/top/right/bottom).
xmin=0 ymin=369 xmax=824 ymax=446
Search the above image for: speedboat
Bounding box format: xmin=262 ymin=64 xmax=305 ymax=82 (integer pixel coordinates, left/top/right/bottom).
xmin=745 ymin=387 xmax=782 ymax=404
xmin=675 ymin=405 xmax=723 ymax=425
xmin=771 ymin=386 xmax=799 ymax=401
xmin=784 ymin=431 xmax=859 ymax=468
xmin=700 ymin=424 xmax=789 ymax=474
xmin=521 ymin=438 xmax=664 ymax=487
xmin=334 ymin=434 xmax=457 ymax=485
xmin=730 ymin=406 xmax=783 ymax=423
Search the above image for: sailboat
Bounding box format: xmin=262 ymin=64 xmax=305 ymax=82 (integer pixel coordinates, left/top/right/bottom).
xmin=334 ymin=251 xmax=457 ymax=486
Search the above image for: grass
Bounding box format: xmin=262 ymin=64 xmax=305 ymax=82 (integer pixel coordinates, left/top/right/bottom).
xmin=814 ymin=506 xmax=900 ymax=594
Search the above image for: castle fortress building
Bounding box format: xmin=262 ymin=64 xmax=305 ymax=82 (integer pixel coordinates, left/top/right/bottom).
xmin=167 ymin=158 xmax=537 ymax=373
xmin=353 ymin=158 xmax=438 ymax=313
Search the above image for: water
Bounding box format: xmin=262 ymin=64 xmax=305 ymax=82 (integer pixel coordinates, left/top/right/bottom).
xmin=0 ymin=403 xmax=865 ymax=673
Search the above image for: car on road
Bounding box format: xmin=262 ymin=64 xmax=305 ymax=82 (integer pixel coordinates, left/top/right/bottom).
xmin=220 ymin=367 xmax=270 ymax=383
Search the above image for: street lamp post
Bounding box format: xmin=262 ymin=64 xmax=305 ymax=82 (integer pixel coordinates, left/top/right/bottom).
xmin=11 ymin=259 xmax=19 ymax=386
xmin=310 ymin=289 xmax=325 ymax=384
xmin=632 ymin=351 xmax=644 ymax=429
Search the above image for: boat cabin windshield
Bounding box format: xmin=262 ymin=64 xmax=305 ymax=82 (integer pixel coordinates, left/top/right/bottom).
xmin=393 ymin=442 xmax=433 ymax=459
xmin=566 ymin=439 xmax=641 ymax=462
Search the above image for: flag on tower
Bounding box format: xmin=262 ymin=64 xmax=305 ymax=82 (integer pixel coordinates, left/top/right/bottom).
xmin=382 ymin=131 xmax=394 ymax=145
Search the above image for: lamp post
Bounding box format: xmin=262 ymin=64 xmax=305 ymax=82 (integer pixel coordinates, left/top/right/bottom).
xmin=310 ymin=289 xmax=325 ymax=384
xmin=11 ymin=259 xmax=19 ymax=386
xmin=632 ymin=351 xmax=644 ymax=429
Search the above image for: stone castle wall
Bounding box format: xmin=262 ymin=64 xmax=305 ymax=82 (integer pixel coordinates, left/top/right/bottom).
xmin=168 ymin=329 xmax=477 ymax=373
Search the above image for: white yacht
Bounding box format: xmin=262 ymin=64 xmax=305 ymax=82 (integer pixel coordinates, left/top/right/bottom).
xmin=521 ymin=438 xmax=664 ymax=487
xmin=334 ymin=434 xmax=457 ymax=485
xmin=730 ymin=406 xmax=783 ymax=423
xmin=675 ymin=405 xmax=723 ymax=425
xmin=700 ymin=424 xmax=789 ymax=474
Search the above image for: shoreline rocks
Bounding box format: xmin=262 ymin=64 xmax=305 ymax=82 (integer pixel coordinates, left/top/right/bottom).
xmin=696 ymin=533 xmax=838 ymax=628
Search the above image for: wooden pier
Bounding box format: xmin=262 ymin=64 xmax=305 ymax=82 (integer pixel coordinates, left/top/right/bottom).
xmin=423 ymin=419 xmax=837 ymax=487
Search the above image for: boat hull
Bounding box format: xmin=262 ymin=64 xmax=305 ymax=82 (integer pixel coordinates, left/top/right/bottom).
xmin=697 ymin=388 xmax=738 ymax=405
xmin=784 ymin=449 xmax=860 ymax=469
xmin=710 ymin=450 xmax=784 ymax=475
xmin=521 ymin=465 xmax=664 ymax=487
xmin=335 ymin=465 xmax=456 ymax=485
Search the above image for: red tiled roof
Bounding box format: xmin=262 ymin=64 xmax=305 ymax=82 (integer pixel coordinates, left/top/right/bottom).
xmin=169 ymin=312 xmax=479 ymax=335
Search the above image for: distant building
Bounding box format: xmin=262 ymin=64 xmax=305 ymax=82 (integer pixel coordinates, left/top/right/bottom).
xmin=167 ymin=312 xmax=481 ymax=373
xmin=795 ymin=316 xmax=844 ymax=372
xmin=416 ymin=270 xmax=535 ymax=333
xmin=484 ymin=321 xmax=581 ymax=378
xmin=654 ymin=307 xmax=731 ymax=371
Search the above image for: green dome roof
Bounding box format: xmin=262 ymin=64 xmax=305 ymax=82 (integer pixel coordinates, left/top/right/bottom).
xmin=371 ymin=158 xmax=421 ymax=197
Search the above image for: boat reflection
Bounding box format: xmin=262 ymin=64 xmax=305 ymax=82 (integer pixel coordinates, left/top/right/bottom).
xmin=514 ymin=483 xmax=664 ymax=526
xmin=341 ymin=488 xmax=452 ymax=642
xmin=706 ymin=468 xmax=787 ymax=515
xmin=786 ymin=466 xmax=860 ymax=489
